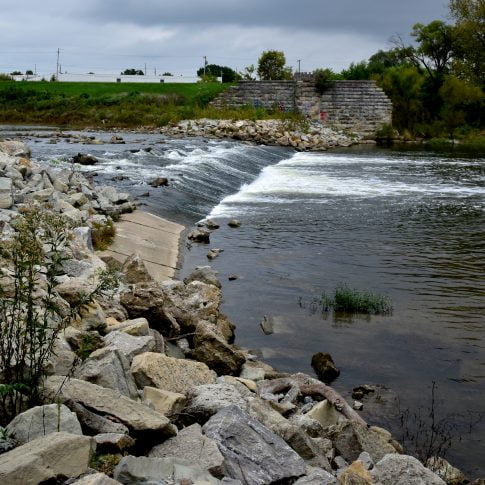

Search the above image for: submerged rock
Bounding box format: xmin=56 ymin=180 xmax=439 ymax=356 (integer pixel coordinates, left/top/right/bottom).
xmin=311 ymin=352 xmax=340 ymax=383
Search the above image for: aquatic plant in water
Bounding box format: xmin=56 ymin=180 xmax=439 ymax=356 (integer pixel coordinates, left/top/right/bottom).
xmin=321 ymin=285 xmax=392 ymax=315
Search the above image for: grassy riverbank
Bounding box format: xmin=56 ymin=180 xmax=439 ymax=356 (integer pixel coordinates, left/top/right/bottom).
xmin=0 ymin=81 xmax=296 ymax=129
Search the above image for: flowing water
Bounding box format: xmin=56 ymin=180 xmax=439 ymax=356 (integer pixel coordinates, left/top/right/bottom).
xmin=4 ymin=125 xmax=484 ymax=477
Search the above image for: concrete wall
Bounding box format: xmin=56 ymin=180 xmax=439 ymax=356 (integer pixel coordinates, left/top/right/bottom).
xmin=211 ymin=80 xmax=392 ymax=135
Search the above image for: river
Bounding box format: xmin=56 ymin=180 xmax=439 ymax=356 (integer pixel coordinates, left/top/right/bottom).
xmin=4 ymin=125 xmax=484 ymax=477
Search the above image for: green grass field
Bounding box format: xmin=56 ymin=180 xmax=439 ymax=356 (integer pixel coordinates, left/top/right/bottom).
xmin=0 ymin=81 xmax=237 ymax=128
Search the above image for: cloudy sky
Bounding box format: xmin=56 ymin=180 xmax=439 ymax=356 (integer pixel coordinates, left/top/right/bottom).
xmin=0 ymin=0 xmax=449 ymax=77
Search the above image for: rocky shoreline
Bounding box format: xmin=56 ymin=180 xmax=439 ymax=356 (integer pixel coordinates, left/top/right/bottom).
xmin=0 ymin=139 xmax=474 ymax=484
xmin=161 ymin=119 xmax=370 ymax=151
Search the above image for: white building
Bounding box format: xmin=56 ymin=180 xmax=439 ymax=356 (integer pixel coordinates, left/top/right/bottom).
xmin=11 ymin=73 xmax=220 ymax=83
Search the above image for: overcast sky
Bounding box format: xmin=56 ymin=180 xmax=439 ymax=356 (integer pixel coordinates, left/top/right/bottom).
xmin=0 ymin=0 xmax=449 ymax=77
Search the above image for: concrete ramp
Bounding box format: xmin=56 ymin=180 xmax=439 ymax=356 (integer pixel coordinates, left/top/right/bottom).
xmin=100 ymin=211 xmax=184 ymax=282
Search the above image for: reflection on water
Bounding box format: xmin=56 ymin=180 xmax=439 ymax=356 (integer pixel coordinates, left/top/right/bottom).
xmin=13 ymin=127 xmax=485 ymax=477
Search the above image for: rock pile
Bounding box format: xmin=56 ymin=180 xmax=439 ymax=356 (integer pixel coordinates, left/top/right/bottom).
xmin=163 ymin=119 xmax=362 ymax=151
xmin=0 ymin=140 xmax=469 ymax=484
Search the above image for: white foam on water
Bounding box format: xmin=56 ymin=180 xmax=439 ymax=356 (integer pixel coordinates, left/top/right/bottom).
xmin=209 ymin=152 xmax=485 ymax=218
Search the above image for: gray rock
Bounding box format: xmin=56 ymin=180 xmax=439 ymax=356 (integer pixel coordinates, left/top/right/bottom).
xmin=6 ymin=404 xmax=82 ymax=445
xmin=107 ymin=317 xmax=150 ymax=336
xmin=76 ymin=347 xmax=139 ymax=399
xmin=113 ymin=455 xmax=219 ymax=485
xmin=260 ymin=315 xmax=275 ymax=335
xmin=188 ymin=229 xmax=210 ymax=243
xmin=0 ymin=438 xmax=17 ymax=455
xmin=44 ymin=376 xmax=176 ymax=437
xmin=94 ymin=433 xmax=135 ymax=454
xmin=203 ymin=405 xmax=306 ymax=484
xmin=121 ymin=253 xmax=154 ymax=284
xmin=103 ymin=331 xmax=155 ymax=363
xmin=120 ymin=282 xmax=180 ymax=337
xmin=71 ymin=472 xmax=121 ymax=484
xmin=70 ymin=402 xmax=129 ymax=436
xmin=358 ymin=451 xmax=374 ymax=470
xmin=294 ymin=468 xmax=337 ymax=484
xmin=0 ymin=432 xmax=95 ymax=485
xmin=0 ymin=177 xmax=13 ymax=209
xmin=371 ymin=454 xmax=446 ymax=485
xmin=0 ymin=140 xmax=31 ymax=158
xmin=325 ymin=421 xmax=398 ymax=464
xmin=184 ymin=265 xmax=221 ymax=289
xmin=149 ymin=423 xmax=225 ymax=478
xmin=192 ymin=321 xmax=246 ymax=376
xmin=227 ymin=219 xmax=241 ymax=228
xmin=426 ymin=456 xmax=467 ymax=485
xmin=186 ymin=383 xmax=251 ymax=423
xmin=142 ymin=387 xmax=186 ymax=417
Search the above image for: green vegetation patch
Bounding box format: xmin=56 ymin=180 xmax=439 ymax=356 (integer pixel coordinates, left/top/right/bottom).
xmin=321 ymin=285 xmax=393 ymax=315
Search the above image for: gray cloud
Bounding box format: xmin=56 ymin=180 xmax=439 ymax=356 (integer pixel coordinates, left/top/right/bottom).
xmin=0 ymin=0 xmax=449 ymax=77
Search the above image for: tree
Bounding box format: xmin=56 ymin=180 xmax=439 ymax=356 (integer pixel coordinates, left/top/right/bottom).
xmin=257 ymin=51 xmax=292 ymax=80
xmin=314 ymin=68 xmax=340 ymax=93
xmin=197 ymin=64 xmax=239 ymax=83
xmin=449 ymin=0 xmax=485 ymax=85
xmin=376 ymin=66 xmax=426 ymax=131
xmin=122 ymin=68 xmax=144 ymax=75
xmin=340 ymin=61 xmax=370 ymax=80
xmin=240 ymin=64 xmax=256 ymax=80
xmin=25 ymin=70 xmax=34 ymax=75
xmin=439 ymin=75 xmax=484 ymax=136
xmin=162 ymin=72 xmax=173 ymax=76
xmin=393 ymin=21 xmax=454 ymax=80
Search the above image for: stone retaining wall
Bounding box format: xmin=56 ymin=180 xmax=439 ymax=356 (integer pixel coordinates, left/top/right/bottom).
xmin=211 ymin=80 xmax=392 ymax=136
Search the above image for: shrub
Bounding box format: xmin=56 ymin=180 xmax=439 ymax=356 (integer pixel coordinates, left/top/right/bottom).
xmin=314 ymin=68 xmax=337 ymax=94
xmin=321 ymin=285 xmax=392 ymax=315
xmin=0 ymin=207 xmax=118 ymax=425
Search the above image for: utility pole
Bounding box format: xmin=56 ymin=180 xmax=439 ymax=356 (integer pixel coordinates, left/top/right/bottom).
xmin=144 ymin=63 xmax=147 ymax=75
xmin=56 ymin=48 xmax=60 ymax=80
xmin=203 ymin=56 xmax=207 ymax=77
xmin=297 ymin=59 xmax=301 ymax=79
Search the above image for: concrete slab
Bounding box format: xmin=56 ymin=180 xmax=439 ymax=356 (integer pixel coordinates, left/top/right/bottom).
xmin=100 ymin=211 xmax=184 ymax=282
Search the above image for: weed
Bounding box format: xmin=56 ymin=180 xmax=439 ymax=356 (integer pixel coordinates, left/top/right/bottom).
xmin=74 ymin=333 xmax=104 ymax=360
xmin=91 ymin=219 xmax=115 ymax=250
xmin=0 ymin=207 xmax=118 ymax=425
xmin=90 ymin=453 xmax=122 ymax=477
xmin=321 ymin=285 xmax=392 ymax=315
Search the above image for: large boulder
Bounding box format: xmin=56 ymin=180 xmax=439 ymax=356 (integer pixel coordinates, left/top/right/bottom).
xmin=113 ymin=455 xmax=219 ymax=485
xmin=6 ymin=404 xmax=82 ymax=445
xmin=70 ymin=402 xmax=129 ymax=436
xmin=203 ymin=405 xmax=306 ymax=484
xmin=44 ymin=376 xmax=176 ymax=437
xmin=131 ymin=352 xmax=216 ymax=395
xmin=106 ymin=317 xmax=150 ymax=336
xmin=247 ymin=397 xmax=332 ymax=471
xmin=121 ymin=253 xmax=153 ymax=284
xmin=160 ymin=279 xmax=221 ymax=331
xmin=0 ymin=140 xmax=31 ymax=158
xmin=185 ymin=383 xmax=251 ymax=423
xmin=103 ymin=331 xmax=155 ymax=364
xmin=142 ymin=387 xmax=186 ymax=416
xmin=149 ymin=423 xmax=225 ymax=478
xmin=120 ymin=282 xmax=179 ymax=337
xmin=75 ymin=347 xmax=139 ymax=399
xmin=370 ymin=454 xmax=446 ymax=484
xmin=192 ymin=321 xmax=246 ymax=375
xmin=0 ymin=432 xmax=94 ymax=485
xmin=184 ymin=266 xmax=222 ymax=289
xmin=325 ymin=421 xmax=399 ymax=464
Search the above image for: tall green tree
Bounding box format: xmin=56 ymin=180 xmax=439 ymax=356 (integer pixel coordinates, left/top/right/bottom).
xmin=257 ymin=51 xmax=292 ymax=80
xmin=409 ymin=21 xmax=455 ymax=79
xmin=449 ymin=0 xmax=485 ymax=85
